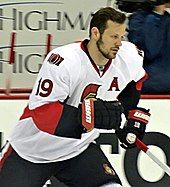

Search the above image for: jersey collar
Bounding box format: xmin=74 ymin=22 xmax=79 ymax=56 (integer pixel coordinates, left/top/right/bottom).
xmin=80 ymin=39 xmax=112 ymax=77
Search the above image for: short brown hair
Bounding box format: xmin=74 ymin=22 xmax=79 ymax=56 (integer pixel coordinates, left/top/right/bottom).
xmin=89 ymin=7 xmax=126 ymax=37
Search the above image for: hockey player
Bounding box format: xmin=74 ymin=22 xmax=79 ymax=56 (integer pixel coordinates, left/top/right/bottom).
xmin=0 ymin=7 xmax=150 ymax=187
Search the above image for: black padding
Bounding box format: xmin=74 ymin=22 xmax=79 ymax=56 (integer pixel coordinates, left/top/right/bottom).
xmin=117 ymin=81 xmax=141 ymax=117
xmin=94 ymin=99 xmax=123 ymax=130
xmin=55 ymin=104 xmax=84 ymax=139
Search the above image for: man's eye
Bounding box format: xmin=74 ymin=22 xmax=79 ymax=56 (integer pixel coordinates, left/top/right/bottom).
xmin=121 ymin=36 xmax=126 ymax=40
xmin=111 ymin=35 xmax=118 ymax=39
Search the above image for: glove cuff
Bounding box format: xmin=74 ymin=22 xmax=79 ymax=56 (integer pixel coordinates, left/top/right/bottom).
xmin=81 ymin=99 xmax=95 ymax=132
xmin=128 ymin=108 xmax=150 ymax=124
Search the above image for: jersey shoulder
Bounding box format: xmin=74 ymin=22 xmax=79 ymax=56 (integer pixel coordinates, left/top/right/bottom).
xmin=117 ymin=41 xmax=144 ymax=67
xmin=115 ymin=41 xmax=145 ymax=82
xmin=120 ymin=41 xmax=144 ymax=58
xmin=45 ymin=42 xmax=83 ymax=73
xmin=51 ymin=42 xmax=82 ymax=63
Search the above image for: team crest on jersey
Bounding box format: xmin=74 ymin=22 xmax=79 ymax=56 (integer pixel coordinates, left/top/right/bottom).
xmin=81 ymin=84 xmax=101 ymax=102
xmin=103 ymin=164 xmax=115 ymax=176
xmin=48 ymin=53 xmax=64 ymax=66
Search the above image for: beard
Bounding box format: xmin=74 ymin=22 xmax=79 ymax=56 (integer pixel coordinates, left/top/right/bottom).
xmin=96 ymin=37 xmax=116 ymax=59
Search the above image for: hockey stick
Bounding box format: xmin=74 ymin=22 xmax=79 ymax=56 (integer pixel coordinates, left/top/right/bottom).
xmin=135 ymin=138 xmax=170 ymax=176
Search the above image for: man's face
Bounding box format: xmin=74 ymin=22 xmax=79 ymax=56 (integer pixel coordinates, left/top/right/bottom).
xmin=96 ymin=20 xmax=126 ymax=59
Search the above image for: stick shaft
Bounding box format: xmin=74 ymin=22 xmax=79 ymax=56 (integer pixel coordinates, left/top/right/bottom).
xmin=146 ymin=150 xmax=170 ymax=176
xmin=135 ymin=139 xmax=170 ymax=176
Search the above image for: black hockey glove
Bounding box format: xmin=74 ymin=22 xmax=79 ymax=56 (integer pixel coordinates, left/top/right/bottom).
xmin=115 ymin=107 xmax=150 ymax=149
xmin=79 ymin=99 xmax=123 ymax=132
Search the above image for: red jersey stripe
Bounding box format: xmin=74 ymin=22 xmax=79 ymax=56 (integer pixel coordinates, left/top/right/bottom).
xmin=20 ymin=101 xmax=64 ymax=135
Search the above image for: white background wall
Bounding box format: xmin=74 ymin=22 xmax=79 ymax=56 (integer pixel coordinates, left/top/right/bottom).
xmin=0 ymin=0 xmax=116 ymax=89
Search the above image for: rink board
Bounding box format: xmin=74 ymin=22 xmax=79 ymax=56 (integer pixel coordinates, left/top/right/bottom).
xmin=0 ymin=98 xmax=170 ymax=186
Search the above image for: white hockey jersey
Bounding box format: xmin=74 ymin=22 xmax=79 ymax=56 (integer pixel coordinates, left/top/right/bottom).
xmin=9 ymin=40 xmax=146 ymax=163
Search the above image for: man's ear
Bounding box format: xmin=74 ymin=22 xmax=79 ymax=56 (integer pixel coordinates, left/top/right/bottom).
xmin=91 ymin=27 xmax=100 ymax=41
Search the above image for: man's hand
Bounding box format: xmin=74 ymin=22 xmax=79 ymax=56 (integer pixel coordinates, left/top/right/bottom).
xmin=115 ymin=107 xmax=150 ymax=149
xmin=79 ymin=99 xmax=123 ymax=132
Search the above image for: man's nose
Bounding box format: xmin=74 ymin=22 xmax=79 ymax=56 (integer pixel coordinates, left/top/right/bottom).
xmin=116 ymin=39 xmax=122 ymax=47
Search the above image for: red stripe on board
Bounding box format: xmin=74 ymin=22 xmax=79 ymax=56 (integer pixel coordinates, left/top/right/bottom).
xmin=1 ymin=94 xmax=170 ymax=100
xmin=0 ymin=95 xmax=29 ymax=100
xmin=8 ymin=32 xmax=16 ymax=64
xmin=1 ymin=88 xmax=170 ymax=100
xmin=141 ymin=95 xmax=170 ymax=99
xmin=45 ymin=34 xmax=52 ymax=57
